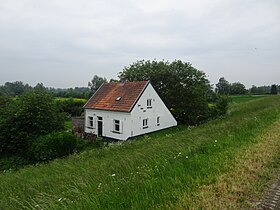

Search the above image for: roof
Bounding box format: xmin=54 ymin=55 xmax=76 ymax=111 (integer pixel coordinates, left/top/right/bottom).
xmin=84 ymin=81 xmax=149 ymax=112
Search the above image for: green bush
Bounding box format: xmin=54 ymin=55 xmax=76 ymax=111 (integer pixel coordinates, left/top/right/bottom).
xmin=29 ymin=132 xmax=77 ymax=161
xmin=0 ymin=91 xmax=65 ymax=155
xmin=209 ymin=96 xmax=229 ymax=118
xmin=0 ymin=156 xmax=31 ymax=171
xmin=56 ymin=98 xmax=85 ymax=117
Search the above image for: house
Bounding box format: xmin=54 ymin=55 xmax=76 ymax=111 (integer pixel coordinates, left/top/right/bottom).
xmin=83 ymin=81 xmax=177 ymax=140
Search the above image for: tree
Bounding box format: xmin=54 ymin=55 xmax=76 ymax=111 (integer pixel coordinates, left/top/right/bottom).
xmin=271 ymin=84 xmax=278 ymax=95
xmin=230 ymin=82 xmax=247 ymax=95
xmin=56 ymin=98 xmax=85 ymax=117
xmin=119 ymin=60 xmax=212 ymax=124
xmin=215 ymin=77 xmax=230 ymax=95
xmin=0 ymin=90 xmax=65 ymax=155
xmin=0 ymin=81 xmax=32 ymax=96
xmin=88 ymin=75 xmax=107 ymax=94
xmin=34 ymin=83 xmax=47 ymax=92
xmin=109 ymin=78 xmax=119 ymax=83
xmin=249 ymin=85 xmax=270 ymax=95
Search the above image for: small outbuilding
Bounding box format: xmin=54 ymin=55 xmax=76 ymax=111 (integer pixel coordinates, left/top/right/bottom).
xmin=83 ymin=81 xmax=177 ymax=140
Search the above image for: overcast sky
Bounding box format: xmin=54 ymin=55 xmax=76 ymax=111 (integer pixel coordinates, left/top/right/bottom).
xmin=0 ymin=0 xmax=279 ymax=88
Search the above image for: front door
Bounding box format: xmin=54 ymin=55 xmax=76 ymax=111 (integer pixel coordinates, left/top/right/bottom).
xmin=97 ymin=116 xmax=103 ymax=137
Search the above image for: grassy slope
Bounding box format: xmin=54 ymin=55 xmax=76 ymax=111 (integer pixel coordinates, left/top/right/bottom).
xmin=230 ymin=95 xmax=267 ymax=104
xmin=0 ymin=96 xmax=280 ymax=209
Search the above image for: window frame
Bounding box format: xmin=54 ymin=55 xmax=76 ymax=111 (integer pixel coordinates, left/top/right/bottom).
xmin=147 ymin=99 xmax=152 ymax=108
xmin=143 ymin=118 xmax=148 ymax=129
xmin=157 ymin=116 xmax=160 ymax=126
xmin=113 ymin=119 xmax=121 ymax=133
xmin=88 ymin=116 xmax=94 ymax=128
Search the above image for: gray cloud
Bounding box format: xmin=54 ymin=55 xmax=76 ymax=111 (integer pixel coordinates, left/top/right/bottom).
xmin=0 ymin=0 xmax=279 ymax=88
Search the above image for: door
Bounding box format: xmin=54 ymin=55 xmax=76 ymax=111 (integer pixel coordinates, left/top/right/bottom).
xmin=97 ymin=116 xmax=103 ymax=137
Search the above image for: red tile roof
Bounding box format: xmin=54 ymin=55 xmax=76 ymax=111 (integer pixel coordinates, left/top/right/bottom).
xmin=84 ymin=81 xmax=149 ymax=112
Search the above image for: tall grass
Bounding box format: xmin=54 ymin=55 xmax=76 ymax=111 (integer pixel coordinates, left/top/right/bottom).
xmin=0 ymin=96 xmax=280 ymax=209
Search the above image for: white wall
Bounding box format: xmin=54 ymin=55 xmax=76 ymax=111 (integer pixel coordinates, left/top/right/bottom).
xmin=130 ymin=83 xmax=177 ymax=137
xmin=84 ymin=109 xmax=131 ymax=140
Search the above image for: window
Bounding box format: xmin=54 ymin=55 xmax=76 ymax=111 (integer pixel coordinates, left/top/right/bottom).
xmin=114 ymin=120 xmax=120 ymax=133
xmin=143 ymin=118 xmax=148 ymax=129
xmin=88 ymin=116 xmax=94 ymax=128
xmin=147 ymin=99 xmax=152 ymax=108
xmin=157 ymin=116 xmax=160 ymax=126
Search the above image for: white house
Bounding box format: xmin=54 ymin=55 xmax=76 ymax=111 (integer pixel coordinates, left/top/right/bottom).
xmin=83 ymin=81 xmax=177 ymax=140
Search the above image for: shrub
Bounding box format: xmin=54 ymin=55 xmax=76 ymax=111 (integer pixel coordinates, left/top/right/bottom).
xmin=0 ymin=91 xmax=65 ymax=155
xmin=209 ymin=96 xmax=229 ymax=118
xmin=29 ymin=132 xmax=77 ymax=161
xmin=56 ymin=98 xmax=85 ymax=117
xmin=0 ymin=156 xmax=31 ymax=171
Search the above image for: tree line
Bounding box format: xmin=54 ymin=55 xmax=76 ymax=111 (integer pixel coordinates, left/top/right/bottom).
xmin=215 ymin=77 xmax=279 ymax=95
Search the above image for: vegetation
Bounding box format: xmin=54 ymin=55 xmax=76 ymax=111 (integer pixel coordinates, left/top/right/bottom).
xmin=249 ymin=85 xmax=272 ymax=95
xmin=56 ymin=98 xmax=87 ymax=117
xmin=0 ymin=91 xmax=65 ymax=155
xmin=29 ymin=132 xmax=78 ymax=161
xmin=0 ymin=95 xmax=279 ymax=209
xmin=88 ymin=75 xmax=107 ymax=95
xmin=0 ymin=81 xmax=32 ymax=96
xmin=216 ymin=77 xmax=247 ymax=95
xmin=119 ymin=59 xmax=225 ymax=124
xmin=49 ymin=87 xmax=91 ymax=99
xmin=230 ymin=95 xmax=267 ymax=104
xmin=270 ymin=84 xmax=278 ymax=95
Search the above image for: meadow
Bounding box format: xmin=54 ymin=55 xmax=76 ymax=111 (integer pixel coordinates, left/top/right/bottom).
xmin=0 ymin=95 xmax=280 ymax=209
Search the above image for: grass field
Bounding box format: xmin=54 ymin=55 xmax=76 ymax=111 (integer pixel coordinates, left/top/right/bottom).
xmin=0 ymin=95 xmax=280 ymax=209
xmin=230 ymin=94 xmax=267 ymax=104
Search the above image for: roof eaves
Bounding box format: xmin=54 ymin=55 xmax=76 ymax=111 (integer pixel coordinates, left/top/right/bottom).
xmin=83 ymin=82 xmax=106 ymax=109
xmin=83 ymin=107 xmax=130 ymax=113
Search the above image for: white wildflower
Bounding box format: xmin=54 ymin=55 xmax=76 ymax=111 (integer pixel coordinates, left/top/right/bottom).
xmin=186 ymin=156 xmax=188 ymax=159
xmin=58 ymin=198 xmax=63 ymax=202
xmin=111 ymin=173 xmax=116 ymax=177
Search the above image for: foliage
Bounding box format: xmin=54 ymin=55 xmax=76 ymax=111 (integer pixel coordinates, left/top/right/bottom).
xmin=0 ymin=81 xmax=32 ymax=96
xmin=119 ymin=60 xmax=211 ymax=124
xmin=56 ymin=98 xmax=85 ymax=117
xmin=0 ymin=94 xmax=12 ymax=109
xmin=0 ymin=91 xmax=65 ymax=155
xmin=216 ymin=77 xmax=231 ymax=95
xmin=49 ymin=87 xmax=91 ymax=99
xmin=0 ymin=81 xmax=91 ymax=99
xmin=216 ymin=78 xmax=247 ymax=95
xmin=249 ymin=85 xmax=271 ymax=95
xmin=88 ymin=75 xmax=107 ymax=94
xmin=230 ymin=82 xmax=247 ymax=95
xmin=0 ymin=96 xmax=280 ymax=209
xmin=29 ymin=132 xmax=77 ymax=161
xmin=109 ymin=78 xmax=119 ymax=83
xmin=0 ymin=156 xmax=31 ymax=171
xmin=270 ymin=84 xmax=278 ymax=95
xmin=209 ymin=95 xmax=229 ymax=117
